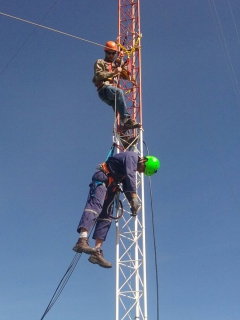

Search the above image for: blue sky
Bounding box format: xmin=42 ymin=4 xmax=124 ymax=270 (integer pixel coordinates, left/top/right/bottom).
xmin=1 ymin=0 xmax=240 ymax=319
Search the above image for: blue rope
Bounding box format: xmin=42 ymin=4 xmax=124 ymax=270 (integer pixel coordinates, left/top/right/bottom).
xmin=106 ymin=144 xmax=115 ymax=160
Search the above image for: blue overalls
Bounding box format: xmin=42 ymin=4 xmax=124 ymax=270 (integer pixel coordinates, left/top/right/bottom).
xmin=76 ymin=151 xmax=139 ymax=241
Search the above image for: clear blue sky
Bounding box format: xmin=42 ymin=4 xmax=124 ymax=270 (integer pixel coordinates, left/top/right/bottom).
xmin=1 ymin=0 xmax=240 ymax=319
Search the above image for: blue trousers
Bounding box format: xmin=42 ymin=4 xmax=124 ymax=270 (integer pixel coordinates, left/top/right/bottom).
xmin=98 ymin=85 xmax=130 ymax=121
xmin=77 ymin=170 xmax=116 ymax=241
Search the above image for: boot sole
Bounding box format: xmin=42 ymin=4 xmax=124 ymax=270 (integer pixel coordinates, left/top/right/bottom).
xmin=123 ymin=124 xmax=142 ymax=130
xmin=72 ymin=246 xmax=96 ymax=254
xmin=88 ymin=256 xmax=112 ymax=268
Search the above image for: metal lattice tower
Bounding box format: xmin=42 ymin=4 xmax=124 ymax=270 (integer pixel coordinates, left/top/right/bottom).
xmin=115 ymin=1 xmax=147 ymax=319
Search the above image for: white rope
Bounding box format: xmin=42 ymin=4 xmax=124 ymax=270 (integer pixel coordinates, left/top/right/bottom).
xmin=113 ymin=58 xmax=123 ymax=138
xmin=155 ymin=0 xmax=240 ymax=214
xmin=0 ymin=11 xmax=106 ymax=49
xmin=208 ymin=0 xmax=240 ymax=102
xmin=113 ymin=76 xmax=119 ymax=138
xmin=227 ymin=0 xmax=240 ymax=47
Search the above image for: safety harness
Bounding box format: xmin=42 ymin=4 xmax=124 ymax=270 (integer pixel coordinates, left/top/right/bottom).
xmin=97 ymin=61 xmax=121 ymax=91
xmin=97 ymin=62 xmax=115 ymax=90
xmin=90 ymin=145 xmax=124 ymax=219
xmin=98 ymin=162 xmax=114 ymax=187
xmin=90 ymin=145 xmax=116 ymax=198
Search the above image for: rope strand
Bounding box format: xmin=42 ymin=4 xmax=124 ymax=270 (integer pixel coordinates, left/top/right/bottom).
xmin=0 ymin=11 xmax=106 ymax=49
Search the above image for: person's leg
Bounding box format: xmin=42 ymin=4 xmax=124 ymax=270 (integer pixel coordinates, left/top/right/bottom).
xmin=88 ymin=188 xmax=116 ymax=268
xmin=92 ymin=189 xmax=115 ymax=244
xmin=73 ymin=171 xmax=108 ymax=254
xmin=104 ymin=87 xmax=142 ymax=128
xmin=99 ymin=86 xmax=130 ymax=121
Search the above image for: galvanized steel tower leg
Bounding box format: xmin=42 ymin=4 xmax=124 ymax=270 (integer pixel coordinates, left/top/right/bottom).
xmin=116 ymin=1 xmax=147 ymax=319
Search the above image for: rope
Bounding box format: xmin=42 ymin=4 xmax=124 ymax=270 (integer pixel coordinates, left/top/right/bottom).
xmin=156 ymin=0 xmax=240 ymax=214
xmin=113 ymin=35 xmax=127 ymax=138
xmin=105 ymin=144 xmax=115 ymax=161
xmin=143 ymin=140 xmax=160 ymax=320
xmin=40 ymin=142 xmax=120 ymax=319
xmin=113 ymin=55 xmax=125 ymax=137
xmin=0 ymin=1 xmax=59 ymax=76
xmin=40 ymin=223 xmax=97 ymax=320
xmin=0 ymin=11 xmax=106 ymax=50
xmin=227 ymin=0 xmax=240 ymax=46
xmin=208 ymin=0 xmax=240 ymax=105
xmin=107 ymin=188 xmax=124 ymax=220
xmin=40 ymin=253 xmax=81 ymax=320
xmin=116 ymin=34 xmax=142 ymax=58
xmin=113 ymin=74 xmax=119 ymax=137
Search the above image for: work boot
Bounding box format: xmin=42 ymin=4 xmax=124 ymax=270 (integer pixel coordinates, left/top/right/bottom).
xmin=88 ymin=248 xmax=112 ymax=268
xmin=72 ymin=238 xmax=96 ymax=254
xmin=123 ymin=118 xmax=142 ymax=129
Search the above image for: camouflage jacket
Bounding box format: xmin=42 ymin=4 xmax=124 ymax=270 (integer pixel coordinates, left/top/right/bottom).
xmin=92 ymin=59 xmax=117 ymax=87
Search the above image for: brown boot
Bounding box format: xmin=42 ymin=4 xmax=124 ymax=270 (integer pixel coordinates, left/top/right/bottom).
xmin=72 ymin=238 xmax=96 ymax=254
xmin=88 ymin=249 xmax=112 ymax=268
xmin=123 ymin=118 xmax=142 ymax=129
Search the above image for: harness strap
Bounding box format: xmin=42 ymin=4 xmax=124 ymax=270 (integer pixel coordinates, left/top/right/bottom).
xmin=97 ymin=62 xmax=117 ymax=90
xmin=101 ymin=162 xmax=110 ymax=175
xmin=99 ymin=162 xmax=114 ymax=188
xmin=106 ymin=144 xmax=115 ymax=160
xmin=108 ymin=62 xmax=112 ymax=72
xmin=90 ymin=180 xmax=106 ymax=198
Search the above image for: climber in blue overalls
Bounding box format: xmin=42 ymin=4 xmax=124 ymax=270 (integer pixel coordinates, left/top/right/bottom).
xmin=73 ymin=151 xmax=160 ymax=268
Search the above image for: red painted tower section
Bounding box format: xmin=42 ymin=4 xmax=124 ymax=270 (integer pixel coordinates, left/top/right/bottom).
xmin=115 ymin=1 xmax=148 ymax=320
xmin=117 ymin=0 xmax=142 ymax=127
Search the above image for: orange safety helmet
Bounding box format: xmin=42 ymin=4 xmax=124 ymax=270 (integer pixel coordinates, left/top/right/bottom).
xmin=104 ymin=41 xmax=118 ymax=52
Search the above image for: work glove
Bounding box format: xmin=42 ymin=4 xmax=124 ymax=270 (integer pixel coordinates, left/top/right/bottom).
xmin=130 ymin=197 xmax=141 ymax=217
xmin=125 ymin=193 xmax=141 ymax=217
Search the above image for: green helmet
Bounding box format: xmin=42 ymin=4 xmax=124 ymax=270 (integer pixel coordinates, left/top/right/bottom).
xmin=144 ymin=156 xmax=160 ymax=176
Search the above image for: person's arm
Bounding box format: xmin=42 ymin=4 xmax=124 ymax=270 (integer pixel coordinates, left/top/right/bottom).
xmin=123 ymin=153 xmax=141 ymax=216
xmin=125 ymin=192 xmax=141 ymax=216
xmin=93 ymin=59 xmax=115 ymax=82
xmin=124 ymin=153 xmax=137 ymax=193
